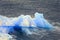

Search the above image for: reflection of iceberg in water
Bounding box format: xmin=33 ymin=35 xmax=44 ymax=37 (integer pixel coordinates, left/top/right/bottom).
xmin=0 ymin=12 xmax=53 ymax=35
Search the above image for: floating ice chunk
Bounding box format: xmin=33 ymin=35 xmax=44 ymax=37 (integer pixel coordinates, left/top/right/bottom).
xmin=0 ymin=12 xmax=53 ymax=35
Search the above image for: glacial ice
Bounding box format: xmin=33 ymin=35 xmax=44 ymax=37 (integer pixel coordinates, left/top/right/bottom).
xmin=0 ymin=12 xmax=53 ymax=34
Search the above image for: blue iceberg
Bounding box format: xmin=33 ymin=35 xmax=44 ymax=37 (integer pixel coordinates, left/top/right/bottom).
xmin=0 ymin=12 xmax=53 ymax=34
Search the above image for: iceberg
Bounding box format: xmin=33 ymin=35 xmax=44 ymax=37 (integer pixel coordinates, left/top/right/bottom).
xmin=0 ymin=12 xmax=53 ymax=34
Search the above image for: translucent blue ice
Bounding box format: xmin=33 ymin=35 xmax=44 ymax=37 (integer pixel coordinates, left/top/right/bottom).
xmin=0 ymin=12 xmax=53 ymax=34
xmin=33 ymin=12 xmax=53 ymax=29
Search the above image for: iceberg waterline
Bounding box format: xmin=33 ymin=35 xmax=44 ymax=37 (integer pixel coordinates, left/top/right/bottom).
xmin=0 ymin=12 xmax=53 ymax=35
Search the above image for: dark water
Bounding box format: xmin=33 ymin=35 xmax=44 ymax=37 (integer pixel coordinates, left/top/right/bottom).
xmin=0 ymin=0 xmax=60 ymax=40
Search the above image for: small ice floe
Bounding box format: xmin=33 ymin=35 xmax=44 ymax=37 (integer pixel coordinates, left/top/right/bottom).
xmin=0 ymin=12 xmax=53 ymax=35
